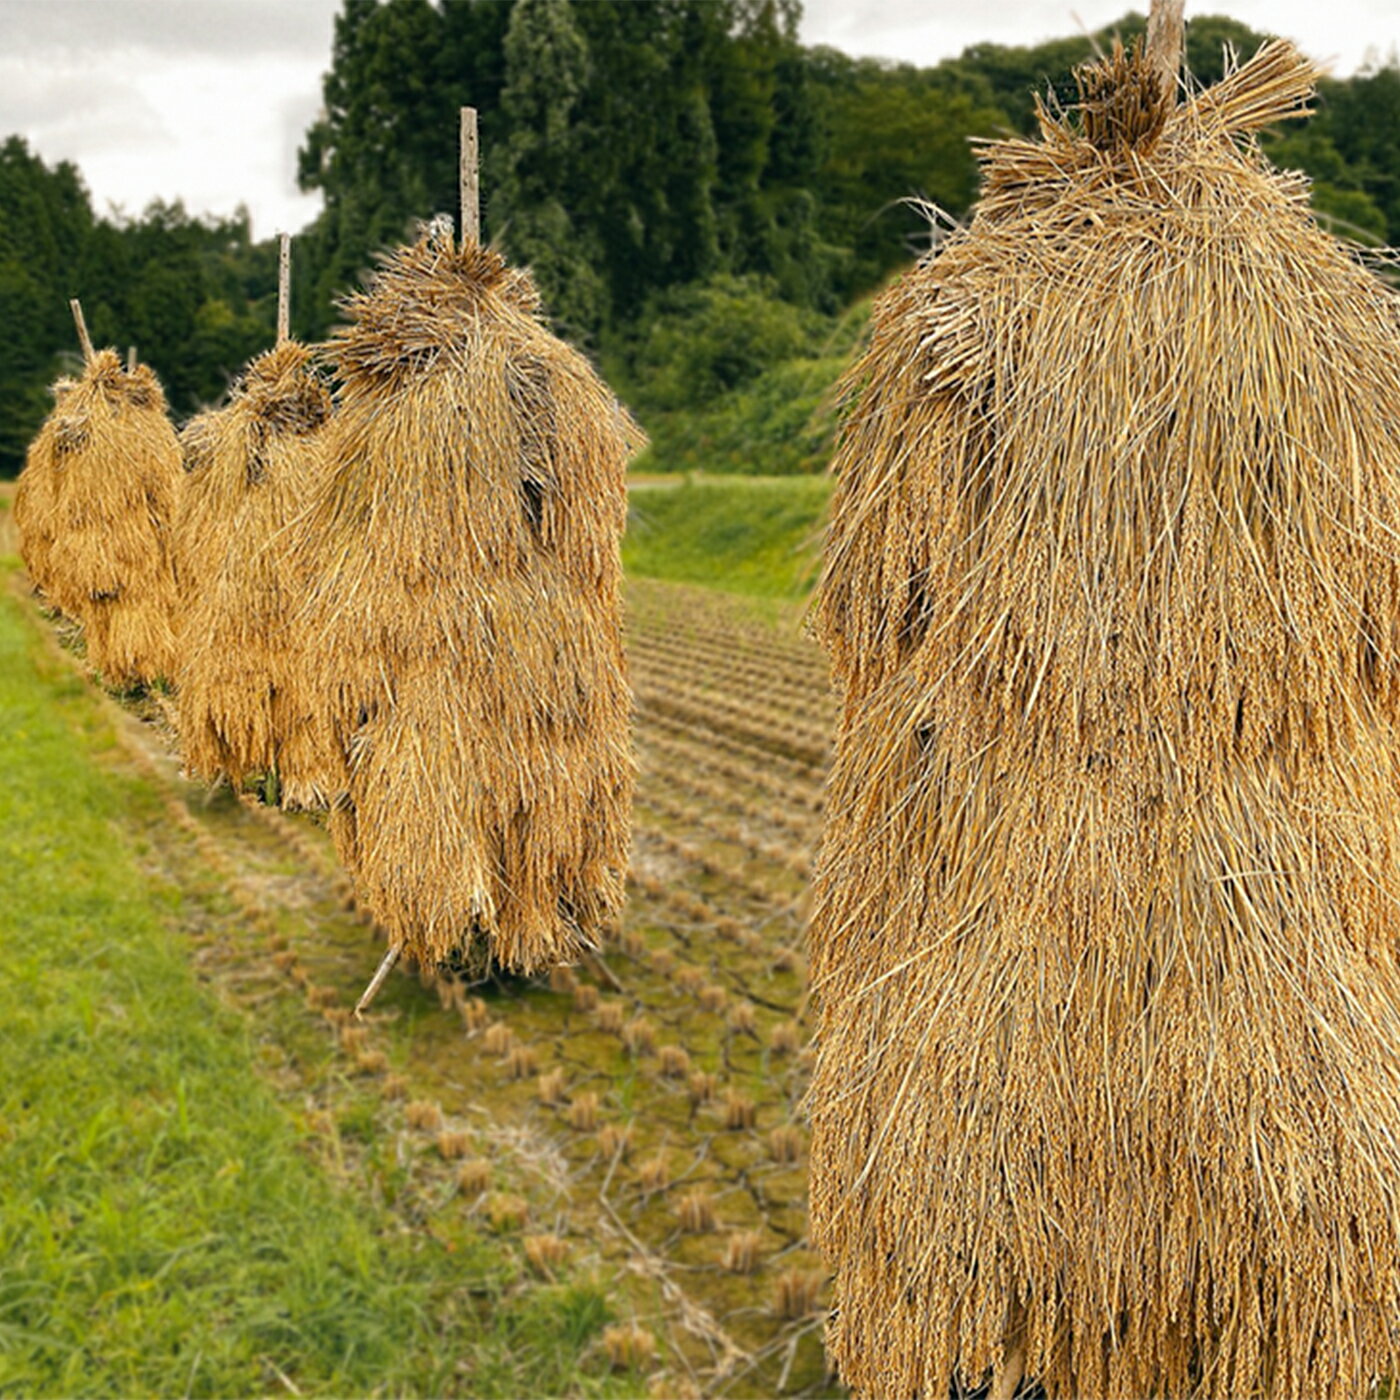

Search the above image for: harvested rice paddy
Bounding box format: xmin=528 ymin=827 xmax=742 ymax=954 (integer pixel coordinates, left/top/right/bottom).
xmin=4 ymin=489 xmax=840 ymax=1397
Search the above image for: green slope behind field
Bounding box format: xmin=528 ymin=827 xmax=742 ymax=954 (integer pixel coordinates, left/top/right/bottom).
xmin=624 ymin=475 xmax=832 ymax=601
xmin=0 ymin=575 xmax=625 ymax=1398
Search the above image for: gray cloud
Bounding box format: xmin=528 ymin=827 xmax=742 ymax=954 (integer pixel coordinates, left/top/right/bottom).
xmin=0 ymin=0 xmax=337 ymax=60
xmin=0 ymin=0 xmax=333 ymax=236
xmin=0 ymin=56 xmax=171 ymax=155
xmin=277 ymin=88 xmax=322 ymax=200
xmin=800 ymin=0 xmax=1400 ymax=76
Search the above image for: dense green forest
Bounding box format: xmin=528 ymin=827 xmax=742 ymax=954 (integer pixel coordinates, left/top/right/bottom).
xmin=3 ymin=0 xmax=1399 ymax=474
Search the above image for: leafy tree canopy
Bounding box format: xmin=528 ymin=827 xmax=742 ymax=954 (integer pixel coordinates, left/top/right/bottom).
xmin=3 ymin=5 xmax=1399 ymax=476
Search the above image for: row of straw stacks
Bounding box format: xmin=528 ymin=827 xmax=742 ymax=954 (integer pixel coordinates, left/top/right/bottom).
xmin=15 ymin=197 xmax=640 ymax=990
xmin=810 ymin=20 xmax=1400 ymax=1400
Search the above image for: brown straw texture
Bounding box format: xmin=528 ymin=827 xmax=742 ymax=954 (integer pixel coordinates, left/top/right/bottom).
xmin=809 ymin=41 xmax=1400 ymax=1400
xmin=296 ymin=231 xmax=641 ymax=979
xmin=15 ymin=348 xmax=181 ymax=686
xmin=173 ymin=340 xmax=333 ymax=799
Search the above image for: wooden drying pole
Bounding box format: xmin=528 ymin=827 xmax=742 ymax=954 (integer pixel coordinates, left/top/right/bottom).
xmin=245 ymin=230 xmax=295 ymax=815
xmin=459 ymin=106 xmax=479 ymax=247
xmin=1146 ymin=0 xmax=1186 ymax=93
xmin=993 ymin=1322 xmax=1027 ymax=1400
xmin=355 ymin=108 xmax=479 ymax=1021
xmin=354 ymin=939 xmax=399 ymax=1019
xmin=276 ymin=232 xmax=291 ymax=347
xmin=70 ymin=298 xmax=94 ymax=365
xmin=126 ymin=346 xmax=137 ymax=372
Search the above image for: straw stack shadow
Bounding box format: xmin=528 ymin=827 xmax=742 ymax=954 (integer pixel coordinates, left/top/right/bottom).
xmin=173 ymin=339 xmax=333 ymax=801
xmin=292 ymin=225 xmax=643 ymax=985
xmin=14 ymin=336 xmax=181 ymax=688
xmin=810 ymin=39 xmax=1400 ymax=1400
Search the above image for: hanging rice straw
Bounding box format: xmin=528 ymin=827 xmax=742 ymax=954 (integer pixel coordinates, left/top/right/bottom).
xmin=295 ymin=218 xmax=641 ymax=993
xmin=15 ymin=303 xmax=181 ymax=686
xmin=809 ymin=35 xmax=1400 ymax=1400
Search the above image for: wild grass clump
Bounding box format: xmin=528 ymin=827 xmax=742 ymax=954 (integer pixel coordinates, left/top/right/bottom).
xmin=295 ymin=229 xmax=642 ymax=982
xmin=811 ymin=38 xmax=1400 ymax=1400
xmin=636 ymin=1155 xmax=670 ymax=1194
xmin=15 ymin=349 xmax=180 ymax=684
xmin=675 ymin=1190 xmax=716 ymax=1235
xmin=722 ymin=1230 xmax=762 ymax=1275
xmin=600 ymin=1322 xmax=654 ymax=1372
xmin=457 ymin=1158 xmax=493 ymax=1196
xmin=523 ymin=1233 xmax=570 ymax=1275
xmin=567 ymin=1092 xmax=599 ymax=1133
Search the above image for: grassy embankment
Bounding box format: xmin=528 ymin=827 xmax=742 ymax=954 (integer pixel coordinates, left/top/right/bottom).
xmin=620 ymin=306 xmax=857 ymax=599
xmin=624 ymin=474 xmax=830 ymax=604
xmin=0 ymin=522 xmax=632 ymax=1397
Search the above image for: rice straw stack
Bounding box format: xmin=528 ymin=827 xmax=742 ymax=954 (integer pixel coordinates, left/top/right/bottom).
xmin=174 ymin=339 xmax=333 ymax=800
xmin=15 ymin=324 xmax=181 ymax=687
xmin=296 ymin=225 xmax=641 ymax=982
xmin=809 ymin=39 xmax=1400 ymax=1400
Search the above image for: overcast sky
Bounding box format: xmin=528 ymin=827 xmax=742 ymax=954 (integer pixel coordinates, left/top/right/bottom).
xmin=1 ymin=0 xmax=1397 ymax=242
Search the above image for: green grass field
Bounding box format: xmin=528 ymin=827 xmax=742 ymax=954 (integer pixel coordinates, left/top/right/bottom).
xmin=0 ymin=562 xmax=634 ymax=1398
xmin=624 ymin=474 xmax=831 ymax=601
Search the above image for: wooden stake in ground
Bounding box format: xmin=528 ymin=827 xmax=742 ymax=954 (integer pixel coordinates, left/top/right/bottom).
xmin=354 ymin=945 xmax=399 ymax=1020
xmin=808 ymin=36 xmax=1400 ymax=1400
xmin=276 ymin=232 xmax=291 ymax=347
xmin=459 ymin=106 xmax=479 ymax=247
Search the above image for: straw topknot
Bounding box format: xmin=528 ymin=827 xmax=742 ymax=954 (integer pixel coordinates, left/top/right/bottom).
xmin=296 ymin=228 xmax=642 ymax=982
xmin=811 ymin=40 xmax=1400 ymax=1400
xmin=174 ymin=340 xmax=333 ymax=801
xmin=14 ymin=348 xmax=181 ymax=686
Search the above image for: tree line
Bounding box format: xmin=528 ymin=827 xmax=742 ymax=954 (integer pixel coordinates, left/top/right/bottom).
xmin=3 ymin=0 xmax=1398 ymax=475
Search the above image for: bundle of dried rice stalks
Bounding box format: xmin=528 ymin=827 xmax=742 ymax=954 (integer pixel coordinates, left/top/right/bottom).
xmin=15 ymin=340 xmax=181 ymax=686
xmin=13 ymin=420 xmax=64 ymax=602
xmin=173 ymin=340 xmax=333 ymax=800
xmin=810 ymin=39 xmax=1400 ymax=1400
xmin=296 ymin=227 xmax=640 ymax=982
xmin=171 ymin=410 xmax=222 ymax=590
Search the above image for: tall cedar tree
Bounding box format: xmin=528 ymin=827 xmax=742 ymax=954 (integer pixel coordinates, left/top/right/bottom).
xmin=492 ymin=0 xmax=606 ymax=336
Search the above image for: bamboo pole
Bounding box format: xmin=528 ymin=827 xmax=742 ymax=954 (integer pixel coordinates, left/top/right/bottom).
xmin=460 ymin=106 xmax=479 ymax=248
xmin=276 ymin=232 xmax=291 ymax=347
xmin=1147 ymin=0 xmax=1186 ymax=96
xmin=70 ymin=298 xmax=94 ymax=365
xmin=127 ymin=345 xmax=137 ymax=373
xmin=354 ymin=944 xmax=400 ymax=1020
